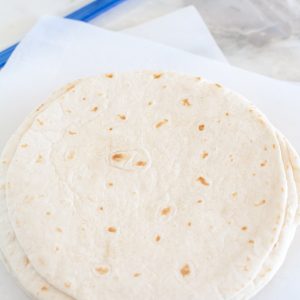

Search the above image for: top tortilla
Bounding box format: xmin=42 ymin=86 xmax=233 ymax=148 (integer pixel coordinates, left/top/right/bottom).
xmin=5 ymin=71 xmax=288 ymax=300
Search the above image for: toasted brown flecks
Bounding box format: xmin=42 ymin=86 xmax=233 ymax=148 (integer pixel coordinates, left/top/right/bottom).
xmin=232 ymin=192 xmax=238 ymax=198
xmin=264 ymin=146 xmax=268 ymax=151
xmin=118 ymin=114 xmax=126 ymax=120
xmin=41 ymin=286 xmax=48 ymax=292
xmin=36 ymin=119 xmax=44 ymax=126
xmin=105 ymin=73 xmax=113 ymax=78
xmin=64 ymin=109 xmax=72 ymax=114
xmin=108 ymin=127 xmax=113 ymax=131
xmin=55 ymin=247 xmax=60 ymax=252
xmin=272 ymin=144 xmax=276 ymax=149
xmin=197 ymin=199 xmax=203 ymax=204
xmin=241 ymin=226 xmax=248 ymax=231
xmin=252 ymin=173 xmax=256 ymax=176
xmin=181 ymin=99 xmax=191 ymax=106
xmin=107 ymin=226 xmax=117 ymax=233
xmin=108 ymin=181 xmax=113 ymax=187
xmin=64 ymin=282 xmax=71 ymax=288
xmin=243 ymin=265 xmax=249 ymax=272
xmin=65 ymin=84 xmax=75 ymax=92
xmin=20 ymin=144 xmax=28 ymax=148
xmin=46 ymin=211 xmax=51 ymax=216
xmin=254 ymin=199 xmax=267 ymax=207
xmin=180 ymin=264 xmax=191 ymax=277
xmin=225 ymin=112 xmax=229 ymax=116
xmin=201 ymin=151 xmax=208 ymax=159
xmin=95 ymin=266 xmax=109 ymax=275
xmin=153 ymin=73 xmax=162 ymax=79
xmin=155 ymin=235 xmax=161 ymax=242
xmin=148 ymin=101 xmax=153 ymax=106
xmin=246 ymin=256 xmax=251 ymax=262
xmin=197 ymin=176 xmax=209 ymax=186
xmin=56 ymin=227 xmax=63 ymax=233
xmin=198 ymin=124 xmax=205 ymax=131
xmin=260 ymin=160 xmax=267 ymax=167
xmin=36 ymin=155 xmax=44 ymax=163
xmin=155 ymin=119 xmax=168 ymax=128
xmin=195 ymin=76 xmax=202 ymax=80
xmin=91 ymin=106 xmax=98 ymax=112
xmin=36 ymin=103 xmax=44 ymax=112
xmin=215 ymin=83 xmax=222 ymax=88
xmin=67 ymin=151 xmax=75 ymax=160
xmin=68 ymin=130 xmax=77 ymax=135
xmin=135 ymin=161 xmax=147 ymax=167
xmin=161 ymin=207 xmax=171 ymax=216
xmin=24 ymin=256 xmax=30 ymax=267
xmin=187 ymin=222 xmax=192 ymax=227
xmin=112 ymin=153 xmax=126 ymax=161
xmin=281 ymin=187 xmax=285 ymax=192
xmin=133 ymin=273 xmax=141 ymax=277
xmin=97 ymin=207 xmax=104 ymax=212
xmin=82 ymin=97 xmax=87 ymax=101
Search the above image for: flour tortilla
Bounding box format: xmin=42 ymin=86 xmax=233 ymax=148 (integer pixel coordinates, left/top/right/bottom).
xmin=236 ymin=135 xmax=299 ymax=299
xmin=4 ymin=71 xmax=292 ymax=300
xmin=0 ymin=84 xmax=78 ymax=300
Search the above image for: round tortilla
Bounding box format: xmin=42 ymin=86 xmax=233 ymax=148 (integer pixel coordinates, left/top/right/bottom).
xmin=2 ymin=72 xmax=295 ymax=299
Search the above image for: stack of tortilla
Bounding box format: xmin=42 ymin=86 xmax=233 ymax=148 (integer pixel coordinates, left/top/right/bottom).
xmin=0 ymin=71 xmax=299 ymax=300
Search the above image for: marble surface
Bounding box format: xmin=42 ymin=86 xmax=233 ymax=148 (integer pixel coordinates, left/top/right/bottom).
xmin=92 ymin=0 xmax=300 ymax=81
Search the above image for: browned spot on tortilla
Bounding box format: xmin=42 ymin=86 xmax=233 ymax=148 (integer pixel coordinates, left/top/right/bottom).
xmin=248 ymin=239 xmax=255 ymax=244
xmin=68 ymin=130 xmax=77 ymax=135
xmin=161 ymin=207 xmax=171 ymax=216
xmin=155 ymin=119 xmax=168 ymax=128
xmin=181 ymin=99 xmax=191 ymax=106
xmin=225 ymin=112 xmax=229 ymax=116
xmin=180 ymin=264 xmax=191 ymax=277
xmin=36 ymin=103 xmax=44 ymax=112
xmin=118 ymin=114 xmax=126 ymax=120
xmin=187 ymin=222 xmax=192 ymax=227
xmin=55 ymin=247 xmax=60 ymax=252
xmin=108 ymin=181 xmax=113 ymax=187
xmin=20 ymin=144 xmax=28 ymax=148
xmin=133 ymin=273 xmax=141 ymax=277
xmin=105 ymin=73 xmax=113 ymax=78
xmin=198 ymin=124 xmax=205 ymax=131
xmin=252 ymin=173 xmax=256 ymax=176
xmin=91 ymin=106 xmax=98 ymax=112
xmin=112 ymin=153 xmax=126 ymax=161
xmin=197 ymin=176 xmax=209 ymax=186
xmin=56 ymin=227 xmax=63 ymax=233
xmin=153 ymin=73 xmax=162 ymax=79
xmin=65 ymin=84 xmax=75 ymax=92
xmin=243 ymin=265 xmax=249 ymax=272
xmin=232 ymin=192 xmax=238 ymax=198
xmin=82 ymin=97 xmax=86 ymax=101
xmin=202 ymin=151 xmax=208 ymax=159
xmin=95 ymin=267 xmax=109 ymax=275
xmin=41 ymin=286 xmax=48 ymax=292
xmin=272 ymin=144 xmax=276 ymax=149
xmin=36 ymin=154 xmax=44 ymax=163
xmin=254 ymin=199 xmax=267 ymax=207
xmin=135 ymin=161 xmax=147 ymax=167
xmin=260 ymin=160 xmax=267 ymax=167
xmin=155 ymin=235 xmax=161 ymax=242
xmin=107 ymin=226 xmax=117 ymax=233
xmin=148 ymin=101 xmax=153 ymax=106
xmin=281 ymin=187 xmax=285 ymax=192
xmin=46 ymin=211 xmax=51 ymax=216
xmin=24 ymin=256 xmax=30 ymax=266
xmin=67 ymin=151 xmax=75 ymax=160
xmin=215 ymin=83 xmax=222 ymax=88
xmin=264 ymin=146 xmax=268 ymax=151
xmin=241 ymin=226 xmax=248 ymax=231
xmin=64 ymin=282 xmax=71 ymax=288
xmin=97 ymin=207 xmax=104 ymax=212
xmin=195 ymin=76 xmax=202 ymax=80
xmin=36 ymin=119 xmax=44 ymax=126
xmin=108 ymin=127 xmax=113 ymax=131
xmin=197 ymin=199 xmax=203 ymax=204
xmin=64 ymin=109 xmax=72 ymax=114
